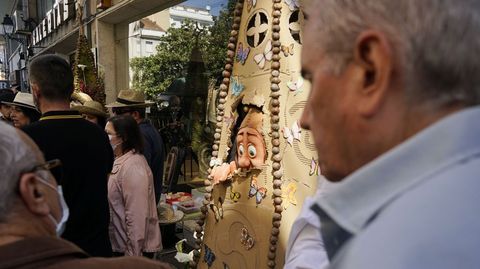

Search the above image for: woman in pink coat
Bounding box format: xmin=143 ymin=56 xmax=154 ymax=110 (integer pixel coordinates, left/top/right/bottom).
xmin=105 ymin=115 xmax=161 ymax=257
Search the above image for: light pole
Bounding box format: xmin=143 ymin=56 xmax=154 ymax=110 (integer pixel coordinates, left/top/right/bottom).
xmin=2 ymin=14 xmax=29 ymax=91
xmin=1 ymin=15 xmax=15 ymax=82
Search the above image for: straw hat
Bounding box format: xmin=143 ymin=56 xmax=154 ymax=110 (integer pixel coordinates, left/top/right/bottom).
xmin=157 ymin=203 xmax=184 ymax=224
xmin=106 ymin=89 xmax=154 ymax=108
xmin=3 ymin=92 xmax=39 ymax=112
xmin=72 ymin=100 xmax=109 ymax=118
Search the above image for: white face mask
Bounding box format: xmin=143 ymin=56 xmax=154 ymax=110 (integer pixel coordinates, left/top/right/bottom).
xmin=38 ymin=178 xmax=70 ymax=236
xmin=108 ymin=135 xmax=122 ymax=151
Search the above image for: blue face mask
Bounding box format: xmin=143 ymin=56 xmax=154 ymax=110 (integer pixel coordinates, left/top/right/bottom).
xmin=38 ymin=178 xmax=70 ymax=236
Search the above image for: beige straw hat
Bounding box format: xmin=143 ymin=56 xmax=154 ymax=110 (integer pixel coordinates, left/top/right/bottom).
xmin=72 ymin=100 xmax=109 ymax=118
xmin=106 ymin=89 xmax=154 ymax=108
xmin=157 ymin=203 xmax=184 ymax=224
xmin=3 ymin=92 xmax=39 ymax=112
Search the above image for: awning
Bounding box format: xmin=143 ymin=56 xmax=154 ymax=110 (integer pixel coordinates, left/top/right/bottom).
xmin=31 ymin=27 xmax=79 ymax=58
xmin=97 ymin=0 xmax=185 ymax=24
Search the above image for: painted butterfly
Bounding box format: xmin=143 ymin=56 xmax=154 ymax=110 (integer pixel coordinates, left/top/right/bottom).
xmin=231 ymin=77 xmax=245 ymax=97
xmin=230 ymin=188 xmax=241 ymax=202
xmin=283 ymin=121 xmax=302 ymax=146
xmin=210 ymin=198 xmax=224 ymax=222
xmin=287 ymin=77 xmax=304 ymax=95
xmin=236 ymin=42 xmax=250 ymax=65
xmin=309 ymin=157 xmax=320 ymax=176
xmin=254 ymin=40 xmax=273 ymax=69
xmin=209 ymin=158 xmax=222 ymax=168
xmin=204 ymin=245 xmax=216 ymax=267
xmin=224 ymin=111 xmax=235 ymax=128
xmin=240 ymin=227 xmax=255 ymax=250
xmin=285 ymin=0 xmax=301 ymax=11
xmin=247 ymin=0 xmax=257 ymax=12
xmin=282 ymin=182 xmax=298 ymax=209
xmin=249 ymin=176 xmax=267 ymax=205
xmin=281 ymin=43 xmax=294 ymax=57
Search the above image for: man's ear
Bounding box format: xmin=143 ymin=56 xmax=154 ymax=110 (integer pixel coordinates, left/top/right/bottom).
xmin=18 ymin=173 xmax=50 ymax=216
xmin=131 ymin=110 xmax=141 ymax=121
xmin=353 ymin=30 xmax=393 ymax=117
xmin=30 ymin=83 xmax=40 ymax=98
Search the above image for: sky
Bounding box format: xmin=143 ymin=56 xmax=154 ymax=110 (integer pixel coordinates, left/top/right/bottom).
xmin=184 ymin=0 xmax=228 ymax=16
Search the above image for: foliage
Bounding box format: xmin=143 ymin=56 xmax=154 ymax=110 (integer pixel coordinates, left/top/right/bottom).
xmin=130 ymin=0 xmax=235 ymax=99
xmin=73 ymin=34 xmax=106 ymax=106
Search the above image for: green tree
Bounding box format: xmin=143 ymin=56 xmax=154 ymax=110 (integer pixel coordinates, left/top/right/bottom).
xmin=130 ymin=0 xmax=235 ymax=98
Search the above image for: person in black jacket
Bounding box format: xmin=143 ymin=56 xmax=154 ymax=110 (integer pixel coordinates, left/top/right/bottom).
xmin=23 ymin=55 xmax=114 ymax=257
xmin=107 ymin=90 xmax=165 ymax=204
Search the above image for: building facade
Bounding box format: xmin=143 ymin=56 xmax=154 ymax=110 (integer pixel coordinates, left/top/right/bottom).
xmin=1 ymin=0 xmax=183 ymax=100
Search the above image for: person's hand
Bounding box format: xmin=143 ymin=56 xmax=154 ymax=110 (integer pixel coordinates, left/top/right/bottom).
xmin=209 ymin=161 xmax=237 ymax=185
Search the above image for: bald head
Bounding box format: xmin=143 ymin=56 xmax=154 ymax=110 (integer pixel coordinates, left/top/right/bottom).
xmin=0 ymin=122 xmax=42 ymax=221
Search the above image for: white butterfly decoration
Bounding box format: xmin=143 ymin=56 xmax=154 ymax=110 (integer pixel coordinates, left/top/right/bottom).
xmin=287 ymin=77 xmax=304 ymax=95
xmin=210 ymin=158 xmax=222 ymax=168
xmin=247 ymin=0 xmax=257 ymax=11
xmin=284 ymin=0 xmax=301 ymax=11
xmin=283 ymin=121 xmax=301 ymax=146
xmin=254 ymin=40 xmax=273 ymax=69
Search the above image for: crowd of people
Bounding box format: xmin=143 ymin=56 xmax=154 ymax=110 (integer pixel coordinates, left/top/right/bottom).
xmin=2 ymin=0 xmax=480 ymax=268
xmin=0 ymin=55 xmax=168 ymax=268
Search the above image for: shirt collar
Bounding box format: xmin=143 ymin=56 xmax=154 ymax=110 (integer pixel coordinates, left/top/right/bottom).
xmin=42 ymin=110 xmax=81 ymax=117
xmin=315 ymin=106 xmax=480 ymax=234
xmin=114 ymin=150 xmax=135 ymax=164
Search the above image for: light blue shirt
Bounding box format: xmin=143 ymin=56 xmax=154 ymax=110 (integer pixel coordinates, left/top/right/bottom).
xmin=285 ymin=178 xmax=330 ymax=269
xmin=313 ymin=107 xmax=480 ymax=269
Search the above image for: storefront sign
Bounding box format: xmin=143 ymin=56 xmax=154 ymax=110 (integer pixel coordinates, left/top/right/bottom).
xmin=0 ymin=81 xmax=10 ymax=90
xmin=32 ymin=0 xmax=76 ymax=46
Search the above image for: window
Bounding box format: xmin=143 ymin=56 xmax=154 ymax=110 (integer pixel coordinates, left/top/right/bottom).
xmin=145 ymin=41 xmax=154 ymax=54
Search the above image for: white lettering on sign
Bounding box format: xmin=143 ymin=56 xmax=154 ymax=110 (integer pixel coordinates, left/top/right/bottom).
xmin=32 ymin=28 xmax=37 ymax=45
xmin=63 ymin=0 xmax=74 ymax=22
xmin=34 ymin=27 xmax=39 ymax=44
xmin=47 ymin=10 xmax=52 ymax=33
xmin=31 ymin=0 xmax=78 ymax=45
xmin=54 ymin=3 xmax=63 ymax=28
xmin=42 ymin=18 xmax=47 ymax=37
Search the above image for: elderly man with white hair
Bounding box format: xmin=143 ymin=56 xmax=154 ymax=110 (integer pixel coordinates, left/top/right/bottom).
xmin=0 ymin=121 xmax=171 ymax=269
xmin=286 ymin=0 xmax=480 ymax=268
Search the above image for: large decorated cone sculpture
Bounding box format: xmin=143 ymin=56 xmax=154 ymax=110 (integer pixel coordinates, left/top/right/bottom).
xmin=194 ymin=0 xmax=321 ymax=268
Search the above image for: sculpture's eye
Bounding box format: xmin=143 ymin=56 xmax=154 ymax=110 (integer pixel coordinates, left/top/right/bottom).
xmin=248 ymin=144 xmax=257 ymax=158
xmin=238 ymin=144 xmax=245 ymax=156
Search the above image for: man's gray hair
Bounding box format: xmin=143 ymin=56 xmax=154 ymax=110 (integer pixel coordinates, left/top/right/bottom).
xmin=307 ymin=0 xmax=480 ymax=106
xmin=0 ymin=122 xmax=37 ymax=221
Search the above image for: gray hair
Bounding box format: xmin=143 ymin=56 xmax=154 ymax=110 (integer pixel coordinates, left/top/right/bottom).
xmin=306 ymin=0 xmax=480 ymax=106
xmin=0 ymin=122 xmax=37 ymax=222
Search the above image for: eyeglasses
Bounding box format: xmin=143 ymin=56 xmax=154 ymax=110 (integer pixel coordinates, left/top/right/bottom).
xmin=30 ymin=159 xmax=63 ymax=184
xmin=31 ymin=159 xmax=62 ymax=173
xmin=18 ymin=159 xmax=63 ymax=192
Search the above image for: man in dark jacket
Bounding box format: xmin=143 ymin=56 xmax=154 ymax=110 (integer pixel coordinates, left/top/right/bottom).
xmin=22 ymin=55 xmax=113 ymax=257
xmin=0 ymin=121 xmax=171 ymax=269
xmin=107 ymin=89 xmax=165 ymax=204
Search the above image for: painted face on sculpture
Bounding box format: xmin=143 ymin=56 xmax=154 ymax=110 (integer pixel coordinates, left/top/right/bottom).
xmin=236 ymin=127 xmax=266 ymax=169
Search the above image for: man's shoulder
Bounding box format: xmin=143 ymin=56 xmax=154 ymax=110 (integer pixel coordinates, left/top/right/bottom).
xmin=333 ymin=158 xmax=480 ymax=268
xmin=21 ymin=120 xmax=44 ymax=134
